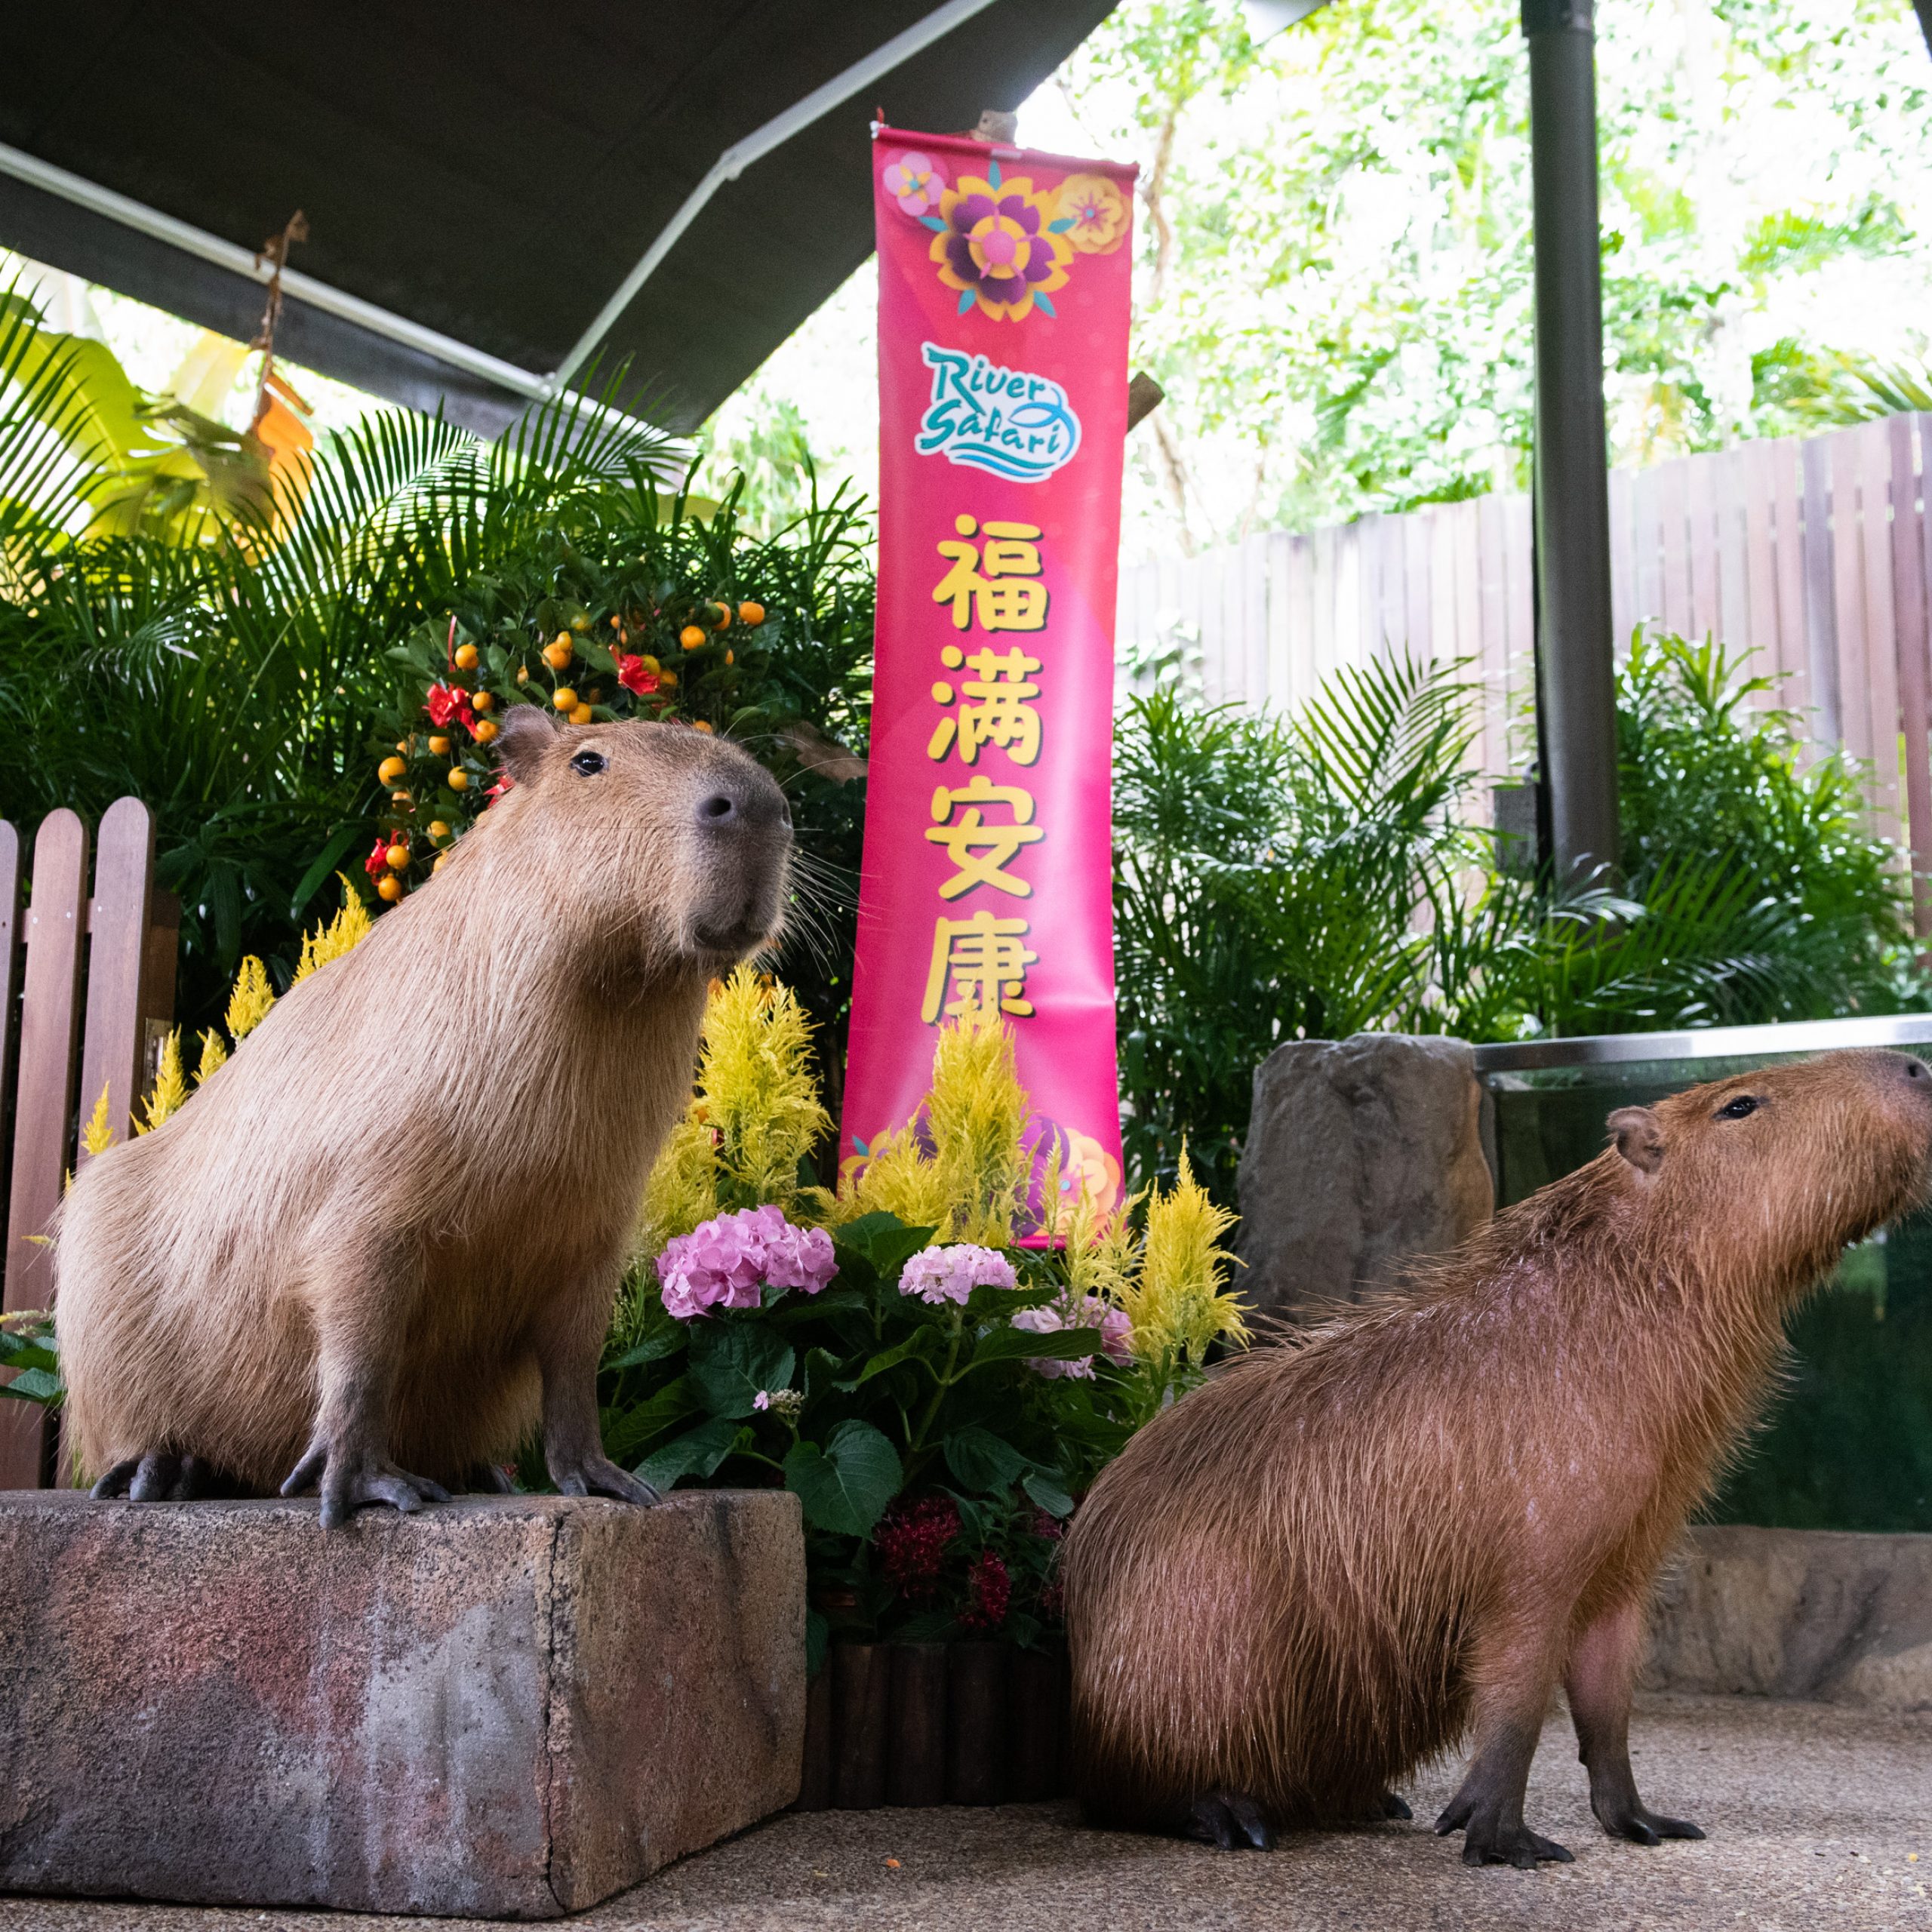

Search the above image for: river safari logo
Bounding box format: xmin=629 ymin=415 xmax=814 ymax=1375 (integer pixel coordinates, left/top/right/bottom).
xmin=915 ymin=344 xmax=1081 ymax=484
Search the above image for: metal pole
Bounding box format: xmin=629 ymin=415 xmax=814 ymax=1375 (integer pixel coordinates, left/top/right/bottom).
xmin=1523 ymin=0 xmax=1617 ymax=882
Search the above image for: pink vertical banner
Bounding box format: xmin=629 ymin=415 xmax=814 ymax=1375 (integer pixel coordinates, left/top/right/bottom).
xmin=841 ymin=128 xmax=1137 ymax=1229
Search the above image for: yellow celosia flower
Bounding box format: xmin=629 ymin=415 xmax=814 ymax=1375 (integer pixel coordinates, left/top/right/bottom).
xmin=695 ymin=967 xmax=832 ymax=1209
xmin=924 ymin=1009 xmax=1029 ymax=1244
xmin=1120 ymin=1146 xmax=1248 ymax=1367
xmin=224 ymin=956 xmax=276 ymax=1041
xmin=293 ymin=875 xmax=374 ymax=982
xmin=134 ymin=1030 xmax=189 ymax=1136
xmin=195 ymin=1028 xmax=229 ymax=1084
xmin=838 ymin=1119 xmax=955 ymax=1232
xmin=81 ymin=1082 xmax=116 ymax=1158
xmin=840 ymin=1010 xmax=1032 ymax=1241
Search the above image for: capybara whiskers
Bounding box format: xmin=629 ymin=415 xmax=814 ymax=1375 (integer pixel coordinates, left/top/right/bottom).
xmin=1065 ymin=1050 xmax=1932 ymax=1868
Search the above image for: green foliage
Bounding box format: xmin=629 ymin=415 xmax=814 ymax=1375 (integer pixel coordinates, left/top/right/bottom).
xmin=0 ymin=1314 xmax=60 ymax=1407
xmin=0 ymin=288 xmax=874 ymax=1043
xmin=1115 ymin=636 xmax=1925 ymax=1201
xmin=1057 ymin=0 xmax=1932 ymax=549
xmin=598 ymin=1208 xmax=1133 ymax=1647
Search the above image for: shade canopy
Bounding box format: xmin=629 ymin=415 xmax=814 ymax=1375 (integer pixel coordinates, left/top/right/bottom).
xmin=0 ymin=0 xmax=1115 ymax=435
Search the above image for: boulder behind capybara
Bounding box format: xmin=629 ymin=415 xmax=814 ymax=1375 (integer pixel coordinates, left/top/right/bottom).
xmin=1064 ymin=1049 xmax=1932 ymax=1866
xmin=55 ymin=708 xmax=792 ymax=1524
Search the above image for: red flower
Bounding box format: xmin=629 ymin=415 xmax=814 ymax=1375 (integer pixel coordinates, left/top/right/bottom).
xmin=425 ymin=681 xmax=474 ymax=730
xmin=364 ymin=835 xmax=392 ymax=881
xmin=617 ymin=654 xmax=660 ymax=697
xmin=961 ymin=1550 xmax=1011 ymax=1630
xmin=877 ymin=1496 xmax=961 ymax=1601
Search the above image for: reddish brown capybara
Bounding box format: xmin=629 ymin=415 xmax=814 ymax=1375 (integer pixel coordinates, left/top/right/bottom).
xmin=55 ymin=707 xmax=792 ymax=1525
xmin=1064 ymin=1049 xmax=1932 ymax=1867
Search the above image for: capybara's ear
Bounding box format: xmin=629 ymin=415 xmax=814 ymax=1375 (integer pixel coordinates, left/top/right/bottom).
xmin=496 ymin=703 xmax=558 ymax=782
xmin=1608 ymin=1106 xmax=1665 ymax=1175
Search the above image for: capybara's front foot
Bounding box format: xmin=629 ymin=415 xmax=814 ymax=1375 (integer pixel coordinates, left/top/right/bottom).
xmin=1435 ymin=1794 xmax=1574 ymax=1869
xmin=1187 ymin=1790 xmax=1275 ymax=1851
xmin=1377 ymin=1791 xmax=1413 ymax=1820
xmin=91 ymin=1451 xmax=217 ymax=1501
xmin=280 ymin=1438 xmax=451 ymax=1528
xmin=549 ymin=1451 xmax=660 ymax=1506
xmin=1592 ymin=1795 xmax=1704 ymax=1846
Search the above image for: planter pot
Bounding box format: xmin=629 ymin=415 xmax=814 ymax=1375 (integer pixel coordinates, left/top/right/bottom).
xmin=946 ymin=1641 xmax=1008 ymax=1805
xmin=886 ymin=1642 xmax=949 ymax=1806
xmin=797 ymin=1638 xmax=1072 ymax=1810
xmin=832 ymin=1642 xmax=890 ymax=1809
xmin=1006 ymin=1646 xmax=1065 ymax=1801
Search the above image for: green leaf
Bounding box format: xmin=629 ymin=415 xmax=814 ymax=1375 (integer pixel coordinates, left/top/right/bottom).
xmin=605 ymin=1327 xmax=687 ymax=1371
xmin=601 ymin=1373 xmax=700 ymax=1462
xmin=963 ymin=1324 xmax=1108 ymax=1371
xmin=834 ymin=1212 xmax=938 ymax=1276
xmin=802 ymin=1345 xmax=855 ymax=1403
xmin=837 ymin=1328 xmax=939 ymax=1392
xmin=634 ymin=1415 xmax=743 ymax=1492
xmin=805 ymin=1607 xmax=829 ymax=1681
xmin=688 ymin=1322 xmax=795 ymax=1417
xmin=1022 ymin=1470 xmax=1076 ymax=1518
xmin=0 ymin=1367 xmax=63 ymax=1404
xmin=943 ymin=1425 xmax=1029 ymax=1496
xmin=288 ymin=823 xmax=362 ymax=921
xmin=783 ymin=1419 xmax=902 ymax=1537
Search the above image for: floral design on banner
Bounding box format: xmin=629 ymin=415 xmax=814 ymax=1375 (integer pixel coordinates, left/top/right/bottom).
xmin=923 ymin=158 xmax=1077 ymax=321
xmin=882 ymin=150 xmax=946 ymax=217
xmin=1055 ymin=174 xmax=1128 ymax=254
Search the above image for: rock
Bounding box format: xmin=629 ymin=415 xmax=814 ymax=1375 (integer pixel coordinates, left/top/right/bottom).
xmin=1235 ymin=1033 xmax=1494 ymax=1320
xmin=1644 ymin=1524 xmax=1932 ymax=1710
xmin=0 ymin=1490 xmax=804 ymax=1917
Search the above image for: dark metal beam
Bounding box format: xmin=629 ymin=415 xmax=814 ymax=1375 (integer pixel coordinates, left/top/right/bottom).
xmin=1523 ymin=0 xmax=1618 ymax=883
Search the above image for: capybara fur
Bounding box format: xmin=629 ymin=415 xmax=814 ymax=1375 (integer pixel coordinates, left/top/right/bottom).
xmin=1065 ymin=1049 xmax=1932 ymax=1866
xmin=56 ymin=706 xmax=792 ymax=1524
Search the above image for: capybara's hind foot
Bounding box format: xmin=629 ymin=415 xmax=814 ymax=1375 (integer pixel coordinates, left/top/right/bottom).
xmin=550 ymin=1452 xmax=660 ymax=1506
xmin=1593 ymin=1797 xmax=1704 ymax=1846
xmin=1435 ymin=1796 xmax=1573 ymax=1869
xmin=280 ymin=1439 xmax=451 ymax=1529
xmin=91 ymin=1451 xmax=217 ymax=1502
xmin=1187 ymin=1791 xmax=1275 ymax=1851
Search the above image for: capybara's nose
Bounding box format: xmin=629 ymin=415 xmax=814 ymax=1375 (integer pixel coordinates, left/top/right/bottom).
xmin=695 ymin=777 xmax=784 ymax=830
xmin=1905 ymin=1057 xmax=1928 ymax=1082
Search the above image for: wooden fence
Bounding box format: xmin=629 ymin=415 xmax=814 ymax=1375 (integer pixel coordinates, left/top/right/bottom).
xmin=0 ymin=799 xmax=177 ymax=1488
xmin=1115 ymin=414 xmax=1932 ymax=928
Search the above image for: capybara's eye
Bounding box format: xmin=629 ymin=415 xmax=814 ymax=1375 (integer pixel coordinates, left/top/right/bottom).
xmin=570 ymin=750 xmax=608 ymax=777
xmin=1715 ymin=1095 xmax=1759 ymax=1121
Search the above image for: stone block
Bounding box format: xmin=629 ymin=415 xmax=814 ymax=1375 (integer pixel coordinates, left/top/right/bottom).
xmin=1644 ymin=1524 xmax=1932 ymax=1709
xmin=0 ymin=1490 xmax=804 ymax=1917
xmin=1235 ymin=1032 xmax=1494 ymax=1319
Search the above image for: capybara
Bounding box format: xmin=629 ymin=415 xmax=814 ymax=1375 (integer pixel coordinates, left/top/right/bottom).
xmin=1065 ymin=1049 xmax=1932 ymax=1866
xmin=56 ymin=707 xmax=791 ymax=1524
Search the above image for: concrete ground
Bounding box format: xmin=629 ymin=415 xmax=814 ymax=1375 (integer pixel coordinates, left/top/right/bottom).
xmin=2 ymin=1695 xmax=1926 ymax=1932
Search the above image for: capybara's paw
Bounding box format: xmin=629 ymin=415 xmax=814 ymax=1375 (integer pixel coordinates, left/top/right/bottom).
xmin=1377 ymin=1791 xmax=1414 ymax=1821
xmin=551 ymin=1453 xmax=660 ymax=1506
xmin=1436 ymin=1802 xmax=1574 ymax=1870
xmin=1594 ymin=1798 xmax=1704 ymax=1846
xmin=90 ymin=1451 xmax=215 ymax=1502
xmin=280 ymin=1440 xmax=452 ymax=1529
xmin=1186 ymin=1791 xmax=1275 ymax=1851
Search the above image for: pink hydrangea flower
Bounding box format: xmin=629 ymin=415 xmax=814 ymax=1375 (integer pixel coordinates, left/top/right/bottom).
xmin=1011 ymin=1295 xmax=1131 ymax=1379
xmin=657 ymin=1206 xmax=836 ymax=1319
xmin=900 ymin=1242 xmax=1016 ymax=1306
xmin=882 ymin=150 xmax=944 ymax=217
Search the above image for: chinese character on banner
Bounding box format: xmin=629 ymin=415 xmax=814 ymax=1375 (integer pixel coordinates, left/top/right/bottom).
xmin=843 ymin=129 xmax=1136 ymax=1234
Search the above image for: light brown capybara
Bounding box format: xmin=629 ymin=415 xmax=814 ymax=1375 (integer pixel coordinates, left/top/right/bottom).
xmin=1065 ymin=1048 xmax=1932 ymax=1867
xmin=55 ymin=706 xmax=792 ymax=1525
